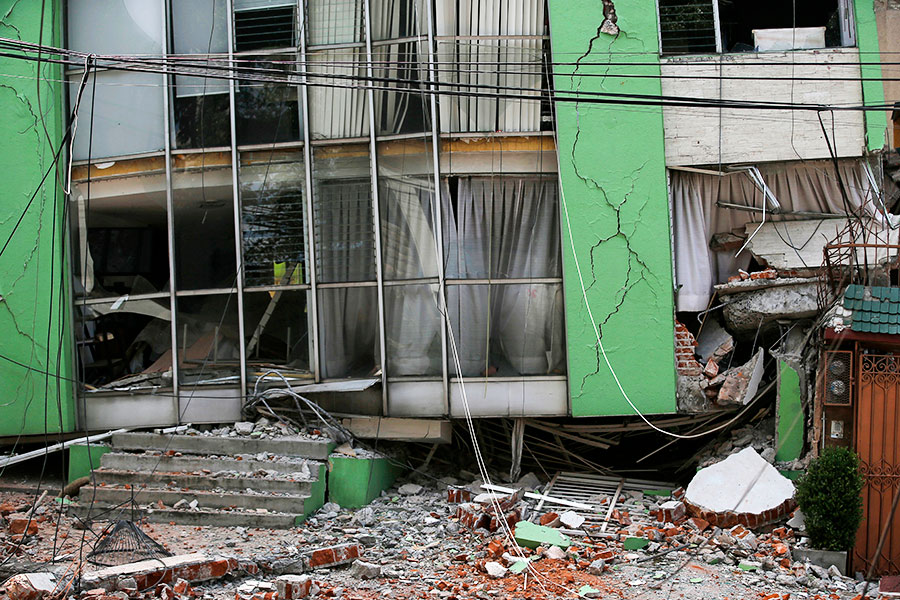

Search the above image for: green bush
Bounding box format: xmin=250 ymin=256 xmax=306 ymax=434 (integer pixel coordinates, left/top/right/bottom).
xmin=795 ymin=446 xmax=864 ymax=551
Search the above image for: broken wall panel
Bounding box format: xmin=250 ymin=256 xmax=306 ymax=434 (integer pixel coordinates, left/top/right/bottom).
xmin=243 ymin=290 xmax=311 ymax=373
xmin=661 ymin=49 xmax=865 ymax=166
xmin=173 ymin=293 xmax=241 ymax=384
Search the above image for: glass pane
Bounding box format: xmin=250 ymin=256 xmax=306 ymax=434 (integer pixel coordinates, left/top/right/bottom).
xmin=244 ymin=290 xmax=311 ymax=372
xmin=172 ymin=0 xmax=229 ymax=97
xmin=240 ymin=150 xmax=306 ymax=288
xmin=175 ymin=293 xmax=241 ymax=384
xmin=436 ymin=39 xmax=543 ymax=134
xmin=235 ymin=55 xmax=302 ymax=145
xmin=372 ymin=42 xmax=430 ymax=135
xmin=370 ymin=0 xmax=425 ymax=40
xmin=70 ymin=165 xmax=170 ymax=297
xmin=317 ymin=287 xmax=379 ymax=378
xmin=172 ymin=156 xmax=237 ymax=290
xmin=69 ymin=0 xmax=163 ymax=55
xmin=444 ymin=176 xmax=561 ymax=279
xmin=447 ymin=283 xmax=565 ymax=377
xmin=385 ymin=284 xmax=441 ymax=376
xmin=307 ymin=49 xmax=369 ymax=140
xmin=312 ymin=145 xmax=376 ymax=283
xmin=307 ymin=0 xmax=364 ymax=45
xmin=69 ymin=71 xmax=166 ymax=160
xmin=172 ymin=0 xmax=231 ymax=148
xmin=378 ymin=139 xmax=437 ymax=280
xmin=76 ymin=306 xmax=172 ymax=389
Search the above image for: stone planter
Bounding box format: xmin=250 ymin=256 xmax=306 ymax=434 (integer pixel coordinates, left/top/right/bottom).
xmin=792 ymin=547 xmax=848 ymax=575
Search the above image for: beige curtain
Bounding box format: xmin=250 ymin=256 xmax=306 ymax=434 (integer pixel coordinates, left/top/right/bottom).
xmin=672 ymin=158 xmax=878 ymax=312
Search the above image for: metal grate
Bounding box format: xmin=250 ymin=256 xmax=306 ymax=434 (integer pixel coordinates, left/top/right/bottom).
xmin=87 ymin=520 xmax=173 ymax=567
xmin=658 ymin=0 xmax=717 ymax=55
xmin=235 ymin=6 xmax=296 ymax=52
xmin=824 ymin=350 xmax=852 ymax=406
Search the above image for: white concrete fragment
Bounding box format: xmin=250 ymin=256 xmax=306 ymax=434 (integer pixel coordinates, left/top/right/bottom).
xmin=685 ymin=447 xmax=795 ymax=515
xmin=397 ymin=483 xmax=423 ymax=496
xmin=544 ymin=545 xmax=568 ymax=560
xmin=787 ymin=509 xmax=805 ymax=530
xmin=559 ymin=510 xmax=585 ymax=529
xmin=348 ymin=560 xmax=381 ymax=579
xmin=485 ymin=561 xmax=507 ymax=578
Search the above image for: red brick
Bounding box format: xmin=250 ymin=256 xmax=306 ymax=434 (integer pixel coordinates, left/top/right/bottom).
xmin=447 ymin=488 xmax=471 ymax=504
xmin=303 ymin=543 xmax=362 ymax=569
xmin=8 ymin=518 xmax=38 ymax=536
xmin=276 ymin=575 xmax=314 ymax=600
xmin=539 ymin=512 xmax=560 ymax=527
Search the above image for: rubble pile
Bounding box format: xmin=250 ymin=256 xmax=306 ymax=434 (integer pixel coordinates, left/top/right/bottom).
xmin=184 ymin=419 xmax=329 ymax=442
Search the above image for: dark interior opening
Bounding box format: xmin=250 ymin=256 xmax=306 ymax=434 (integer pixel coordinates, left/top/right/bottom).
xmin=718 ymin=0 xmax=841 ymax=52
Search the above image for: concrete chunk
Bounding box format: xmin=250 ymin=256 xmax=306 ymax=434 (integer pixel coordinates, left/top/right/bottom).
xmin=348 ymin=560 xmax=381 ymax=579
xmin=5 ymin=573 xmax=60 ymax=600
xmin=81 ymin=553 xmax=237 ymax=591
xmin=559 ymin=510 xmax=585 ymax=529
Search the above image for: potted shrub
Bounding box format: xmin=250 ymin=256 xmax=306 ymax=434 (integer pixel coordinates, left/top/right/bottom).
xmin=793 ymin=446 xmax=864 ymax=574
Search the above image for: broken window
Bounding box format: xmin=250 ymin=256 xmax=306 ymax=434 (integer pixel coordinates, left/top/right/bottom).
xmin=172 ymin=157 xmax=237 ymax=290
xmin=658 ymin=0 xmax=854 ymax=54
xmin=670 ymin=159 xmax=880 ymax=312
xmin=244 ymin=290 xmax=311 ymax=373
xmin=372 ymin=42 xmax=430 ymax=135
xmin=370 ymin=0 xmax=426 ymax=40
xmin=235 ymin=56 xmax=302 ymax=145
xmin=443 ymin=176 xmax=565 ymax=376
xmin=172 ymin=0 xmax=231 ymax=148
xmin=240 ymin=150 xmax=306 ymax=289
xmin=67 ymin=0 xmax=165 ymax=159
xmin=175 ymin=293 xmax=241 ymax=385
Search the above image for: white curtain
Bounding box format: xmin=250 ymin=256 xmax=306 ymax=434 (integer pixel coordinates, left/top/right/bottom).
xmin=434 ymin=0 xmax=544 ymax=133
xmin=308 ymin=50 xmax=369 ymax=139
xmin=672 ymin=158 xmax=878 ymax=312
xmin=314 ymin=179 xmax=379 ymax=377
xmin=444 ymin=177 xmax=564 ymax=375
xmin=381 ymin=177 xmax=442 ymax=375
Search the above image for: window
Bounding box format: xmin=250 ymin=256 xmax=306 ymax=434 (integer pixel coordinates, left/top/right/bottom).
xmin=658 ymin=0 xmax=855 ymax=55
xmin=234 ymin=3 xmax=296 ymax=51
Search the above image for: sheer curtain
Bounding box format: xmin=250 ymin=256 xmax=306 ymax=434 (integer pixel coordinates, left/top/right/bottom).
xmin=434 ymin=0 xmax=544 ymax=133
xmin=672 ymin=159 xmax=877 ymax=312
xmin=445 ymin=177 xmax=564 ymax=375
xmin=381 ymin=177 xmax=442 ymax=375
xmin=314 ymin=179 xmax=379 ymax=378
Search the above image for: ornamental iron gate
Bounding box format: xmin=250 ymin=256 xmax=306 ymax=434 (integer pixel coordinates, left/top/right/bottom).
xmin=854 ymin=353 xmax=900 ymax=576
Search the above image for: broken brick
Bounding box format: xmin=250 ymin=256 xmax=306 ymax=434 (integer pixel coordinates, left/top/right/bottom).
xmin=539 ymin=512 xmax=560 ymax=527
xmin=447 ymin=488 xmax=471 ymax=504
xmin=276 ymin=575 xmax=315 ymax=600
xmin=303 ymin=543 xmax=362 ymax=569
xmin=5 ymin=573 xmax=59 ymax=600
xmin=8 ymin=517 xmax=38 ymax=536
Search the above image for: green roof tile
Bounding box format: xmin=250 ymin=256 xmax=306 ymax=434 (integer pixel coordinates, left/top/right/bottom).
xmin=882 ymin=323 xmax=891 ymax=333
xmin=873 ymin=313 xmax=882 ymax=324
xmin=873 ymin=287 xmax=888 ymax=300
xmin=845 ymin=298 xmax=858 ymax=310
xmin=845 ymin=284 xmax=860 ymax=300
xmin=891 ymin=324 xmax=900 ymax=335
xmin=892 ymin=288 xmax=900 ymax=302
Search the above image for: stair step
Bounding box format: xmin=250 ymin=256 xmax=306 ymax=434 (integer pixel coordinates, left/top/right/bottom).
xmin=79 ymin=485 xmax=310 ymax=514
xmin=100 ymin=452 xmax=317 ymax=476
xmin=112 ymin=432 xmax=334 ymax=460
xmin=90 ymin=469 xmax=316 ymax=495
xmin=67 ymin=503 xmax=303 ymax=529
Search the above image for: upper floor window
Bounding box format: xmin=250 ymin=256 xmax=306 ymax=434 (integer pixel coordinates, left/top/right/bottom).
xmin=658 ymin=0 xmax=856 ymax=55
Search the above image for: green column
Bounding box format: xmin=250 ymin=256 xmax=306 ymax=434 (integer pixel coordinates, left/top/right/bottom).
xmin=0 ymin=0 xmax=75 ymax=436
xmin=548 ymin=0 xmax=677 ymax=416
xmin=775 ymin=361 xmax=804 ymax=463
xmin=855 ymin=0 xmax=888 ymax=150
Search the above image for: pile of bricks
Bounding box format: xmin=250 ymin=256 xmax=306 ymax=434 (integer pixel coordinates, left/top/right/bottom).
xmin=448 ymin=488 xmax=526 ymax=534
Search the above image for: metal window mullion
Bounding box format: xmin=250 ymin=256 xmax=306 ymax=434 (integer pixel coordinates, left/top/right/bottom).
xmin=299 ymin=2 xmax=321 ymax=383
xmin=426 ymin=0 xmax=450 ymax=415
xmin=225 ymin=0 xmax=249 ymax=404
xmin=712 ymin=0 xmax=722 ymax=53
xmin=362 ymin=0 xmax=389 ymax=415
xmin=163 ymin=0 xmax=181 ymax=419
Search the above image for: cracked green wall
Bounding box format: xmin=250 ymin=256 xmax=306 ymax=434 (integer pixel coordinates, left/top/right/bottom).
xmin=0 ymin=0 xmax=75 ymax=436
xmin=549 ymin=1 xmax=677 ymax=416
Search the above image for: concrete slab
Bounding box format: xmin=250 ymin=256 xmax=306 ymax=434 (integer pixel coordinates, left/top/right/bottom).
xmin=77 ymin=485 xmax=311 ymax=514
xmin=100 ymin=452 xmax=315 ymax=476
xmin=67 ymin=504 xmax=303 ymax=529
xmin=341 ymin=417 xmax=452 ymax=443
xmin=91 ymin=469 xmax=315 ymax=495
xmin=111 ymin=433 xmax=334 ymax=460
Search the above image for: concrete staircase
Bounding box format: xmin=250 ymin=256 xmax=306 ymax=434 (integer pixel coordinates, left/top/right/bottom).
xmin=70 ymin=432 xmax=333 ymax=529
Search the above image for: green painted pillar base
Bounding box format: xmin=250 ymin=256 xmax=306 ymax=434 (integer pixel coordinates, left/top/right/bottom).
xmin=295 ymin=463 xmax=328 ymax=525
xmin=775 ymin=361 xmax=804 ymax=463
xmin=326 ymin=455 xmax=405 ymax=509
xmin=67 ymin=443 xmax=111 ymax=483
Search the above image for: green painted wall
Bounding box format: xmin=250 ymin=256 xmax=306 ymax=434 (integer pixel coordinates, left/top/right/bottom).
xmin=327 ymin=455 xmax=405 ymax=508
xmin=775 ymin=361 xmax=804 ymax=463
xmin=855 ymin=0 xmax=888 ymax=151
xmin=548 ymin=0 xmax=677 ymax=416
xmin=0 ymin=0 xmax=75 ymax=437
xmin=67 ymin=442 xmax=111 ymax=483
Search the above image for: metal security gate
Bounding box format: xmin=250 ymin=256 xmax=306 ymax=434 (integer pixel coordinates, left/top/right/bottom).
xmin=854 ymin=353 xmax=900 ymax=576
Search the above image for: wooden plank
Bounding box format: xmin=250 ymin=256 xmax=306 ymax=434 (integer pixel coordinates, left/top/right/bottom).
xmin=600 ymin=479 xmax=624 ymax=533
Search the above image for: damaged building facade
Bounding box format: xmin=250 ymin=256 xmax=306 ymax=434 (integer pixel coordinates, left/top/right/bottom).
xmin=1 ymin=0 xmax=899 ymax=578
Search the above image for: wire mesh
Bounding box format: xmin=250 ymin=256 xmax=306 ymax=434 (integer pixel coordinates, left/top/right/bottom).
xmin=86 ymin=520 xmax=173 ymax=567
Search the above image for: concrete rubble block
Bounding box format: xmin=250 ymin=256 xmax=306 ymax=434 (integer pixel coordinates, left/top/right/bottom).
xmin=721 ymin=280 xmax=818 ymax=332
xmin=683 ymin=447 xmax=797 ymax=529
xmin=397 ymin=483 xmax=422 ymax=496
xmin=348 ymin=559 xmax=382 ymax=579
xmin=558 ymin=510 xmax=585 ymax=529
xmin=303 ymin=543 xmax=362 ymax=570
xmin=81 ymin=553 xmax=239 ymax=591
xmin=473 ymin=490 xmax=522 ymax=513
xmin=716 ymin=349 xmax=764 ymax=406
xmin=234 ymin=422 xmax=254 ymax=436
xmin=514 ymin=521 xmax=571 ymax=549
xmin=5 ymin=573 xmax=60 ymax=600
xmin=587 ymin=559 xmax=605 ymax=575
xmin=275 ymin=575 xmax=316 ymax=599
xmin=544 ymin=545 xmax=568 ymax=560
xmin=484 ymin=561 xmax=507 ymax=579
